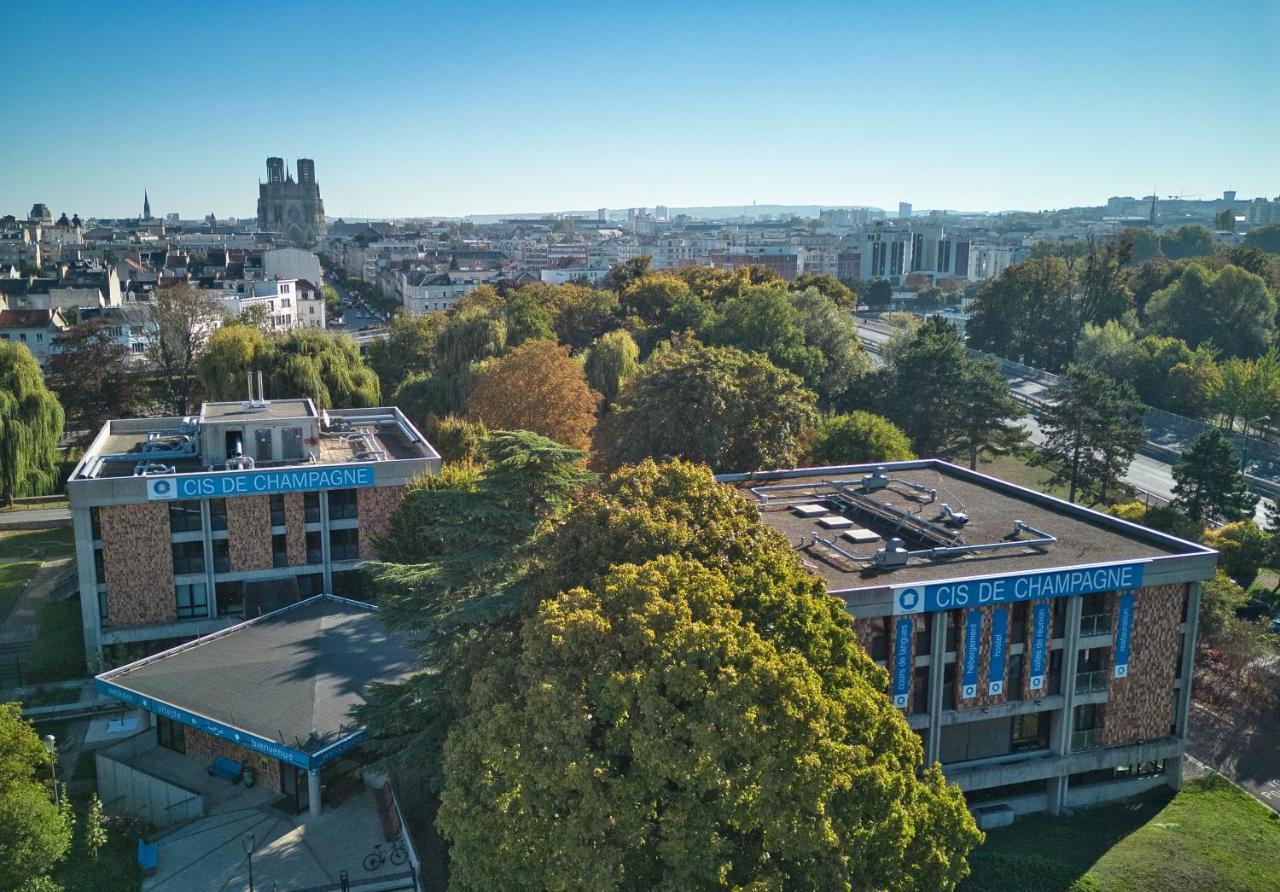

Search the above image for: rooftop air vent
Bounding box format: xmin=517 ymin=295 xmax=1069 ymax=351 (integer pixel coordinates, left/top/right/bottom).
xmin=937 ymin=503 xmax=970 ymax=527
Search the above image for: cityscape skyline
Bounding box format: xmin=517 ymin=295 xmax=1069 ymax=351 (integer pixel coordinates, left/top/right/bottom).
xmin=3 ymin=1 xmax=1276 ymax=219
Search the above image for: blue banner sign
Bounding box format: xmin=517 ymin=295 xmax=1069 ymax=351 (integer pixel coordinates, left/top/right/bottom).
xmin=1028 ymin=602 xmax=1052 ymax=692
xmin=892 ymin=562 xmax=1146 ymax=615
xmin=891 ymin=617 xmax=913 ymax=709
xmin=1113 ymin=590 xmax=1135 ymax=678
xmin=146 ymin=464 xmax=375 ymax=501
xmin=988 ymin=607 xmax=1008 ymax=696
xmin=961 ymin=610 xmax=982 ymax=699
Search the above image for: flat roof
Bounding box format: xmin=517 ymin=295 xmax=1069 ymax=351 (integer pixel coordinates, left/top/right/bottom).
xmin=201 ymin=398 xmax=316 ymax=421
xmin=96 ymin=596 xmax=418 ymax=767
xmin=729 ymin=461 xmax=1210 ymax=594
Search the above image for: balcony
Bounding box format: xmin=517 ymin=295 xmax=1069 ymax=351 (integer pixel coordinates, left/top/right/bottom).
xmin=1071 ymin=727 xmax=1103 ymax=752
xmin=1075 ymin=669 xmax=1109 ymax=695
xmin=1079 ymin=612 xmax=1112 ymax=637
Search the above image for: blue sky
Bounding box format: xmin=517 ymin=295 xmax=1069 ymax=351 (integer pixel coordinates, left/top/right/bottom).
xmin=3 ymin=1 xmax=1276 ymax=218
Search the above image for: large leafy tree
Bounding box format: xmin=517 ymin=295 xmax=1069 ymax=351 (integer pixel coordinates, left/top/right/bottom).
xmin=966 ymin=257 xmax=1077 ymax=371
xmin=595 ymin=340 xmax=817 ymax=473
xmin=466 ymin=340 xmax=600 ymax=450
xmin=364 ymin=313 xmax=444 ymax=395
xmin=47 ymin=320 xmax=140 ymax=442
xmin=583 ymin=329 xmax=639 ymax=410
xmin=950 ymin=356 xmax=1026 ymax=469
xmin=704 ymin=286 xmax=826 ymax=387
xmin=143 ymin=283 xmax=223 ymax=415
xmin=1160 ymin=225 xmax=1216 ymax=260
xmin=196 ymin=323 xmax=268 ymax=401
xmin=808 ymin=411 xmax=915 ymax=465
xmin=1145 ymin=263 xmax=1276 ymax=359
xmin=791 ymin=272 xmax=856 ymax=307
xmin=0 ymin=343 xmax=64 ymax=506
xmin=1171 ymin=428 xmax=1257 ymax=525
xmin=790 ymin=287 xmax=871 ymax=405
xmin=198 ymin=327 xmax=380 ymax=408
xmin=1243 ymin=221 xmax=1280 ymax=255
xmin=0 ymin=703 xmax=73 ymax=888
xmin=439 ymin=461 xmax=981 ymax=890
xmin=1037 ymin=364 xmax=1145 ymax=503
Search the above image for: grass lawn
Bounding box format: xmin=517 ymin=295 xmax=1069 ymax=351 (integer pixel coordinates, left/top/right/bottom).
xmin=962 ymin=775 xmax=1280 ymax=892
xmin=0 ymin=527 xmax=75 ymax=621
xmin=21 ymin=686 xmax=83 ymax=709
xmin=25 ymin=595 xmax=87 ymax=683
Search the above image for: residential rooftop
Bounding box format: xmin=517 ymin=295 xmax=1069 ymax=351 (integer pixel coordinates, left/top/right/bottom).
xmin=727 ymin=461 xmax=1212 ymax=595
xmin=95 ymin=595 xmax=418 ymax=757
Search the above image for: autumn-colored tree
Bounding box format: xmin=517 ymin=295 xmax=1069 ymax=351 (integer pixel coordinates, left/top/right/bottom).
xmin=466 ymin=339 xmax=601 ymax=449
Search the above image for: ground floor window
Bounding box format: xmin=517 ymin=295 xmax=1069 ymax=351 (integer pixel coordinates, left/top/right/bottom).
xmin=175 ymin=582 xmax=208 ymax=619
xmin=216 ymin=581 xmax=244 ymax=618
xmin=157 ymin=715 xmax=186 ymax=754
xmin=1011 ymin=711 xmax=1051 ymax=753
xmin=280 ymin=763 xmax=311 ymax=813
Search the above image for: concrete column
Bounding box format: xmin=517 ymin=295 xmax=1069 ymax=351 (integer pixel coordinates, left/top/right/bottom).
xmin=72 ymin=506 xmax=103 ymax=672
xmin=1050 ymin=596 xmax=1085 ymax=757
xmin=319 ymin=492 xmax=332 ymax=593
xmin=308 ymin=768 xmax=322 ymax=817
xmin=1047 ymin=775 xmax=1068 ymax=814
xmin=201 ymin=500 xmax=216 ymax=618
xmin=926 ymin=613 xmax=947 ymax=765
xmin=1174 ymin=582 xmax=1202 ymax=738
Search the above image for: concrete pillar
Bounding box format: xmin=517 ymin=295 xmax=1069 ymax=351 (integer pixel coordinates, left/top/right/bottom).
xmin=308 ymin=768 xmax=322 ymax=817
xmin=926 ymin=612 xmax=948 ymax=765
xmin=1047 ymin=775 xmax=1068 ymax=815
xmin=1051 ymin=596 xmax=1085 ymax=757
xmin=71 ymin=506 xmax=103 ymax=673
xmin=1174 ymin=583 xmax=1202 ymax=738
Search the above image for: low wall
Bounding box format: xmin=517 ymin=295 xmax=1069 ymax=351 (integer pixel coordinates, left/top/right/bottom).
xmin=96 ymin=732 xmax=205 ymax=830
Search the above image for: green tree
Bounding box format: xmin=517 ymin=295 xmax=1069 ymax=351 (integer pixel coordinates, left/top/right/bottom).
xmin=951 ymin=357 xmax=1026 ymax=469
xmin=1171 ymin=429 xmax=1257 ymax=525
xmin=603 ymin=255 xmax=652 ymax=293
xmin=790 ymin=287 xmax=871 ymax=405
xmin=84 ymin=793 xmax=107 ymax=861
xmin=1146 ymin=263 xmax=1276 ymax=359
xmin=1243 ymin=221 xmax=1280 ymax=254
xmin=0 ymin=703 xmax=73 ymax=888
xmin=1038 ymin=364 xmax=1144 ymax=503
xmin=1160 ymin=225 xmax=1216 ymax=260
xmin=1203 ymin=521 xmax=1270 ymax=588
xmin=267 ymin=330 xmax=380 ymax=408
xmin=465 ymin=340 xmax=600 ymax=450
xmin=1198 ymin=569 xmax=1247 ymax=644
xmin=864 ymin=278 xmax=893 ymax=310
xmin=47 ymin=320 xmax=139 ymax=443
xmin=1214 ymin=209 xmax=1237 ymax=233
xmin=595 ymin=341 xmax=817 ymax=472
xmin=1106 ymin=501 xmax=1203 ymax=542
xmin=791 ymin=272 xmax=856 ymax=307
xmin=0 ymin=344 xmax=64 ymax=506
xmin=440 ymin=547 xmax=979 ymax=888
xmin=143 ymin=283 xmax=223 ymax=415
xmin=966 ymin=257 xmax=1077 ymax=371
xmin=502 ymin=292 xmax=555 ymax=346
xmin=196 ymin=323 xmax=268 ymax=401
xmin=808 ymin=411 xmax=915 ymax=464
xmin=364 ymin=313 xmax=444 ymax=394
xmin=583 ymin=329 xmax=639 ymax=409
xmin=423 ymin=414 xmax=488 ymax=464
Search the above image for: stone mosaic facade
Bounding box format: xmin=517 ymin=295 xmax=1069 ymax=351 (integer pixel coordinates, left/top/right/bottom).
xmin=226 ymin=495 xmax=272 ymax=572
xmin=357 ymin=484 xmax=404 ymax=560
xmin=284 ymin=492 xmax=308 ymax=566
xmin=953 ymin=606 xmax=1012 ymax=710
xmin=1102 ymin=583 xmax=1186 ymax=747
xmin=100 ymin=502 xmax=176 ymax=628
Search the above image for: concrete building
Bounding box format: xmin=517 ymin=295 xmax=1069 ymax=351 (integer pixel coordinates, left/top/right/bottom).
xmin=721 ymin=461 xmax=1215 ymax=825
xmin=257 ymin=158 xmax=326 ymax=247
xmin=0 ymin=308 xmax=69 ymax=362
xmin=262 ymin=247 xmax=323 ymax=286
xmin=67 ymin=395 xmax=440 ymax=670
xmin=899 ymin=202 xmax=913 ymax=219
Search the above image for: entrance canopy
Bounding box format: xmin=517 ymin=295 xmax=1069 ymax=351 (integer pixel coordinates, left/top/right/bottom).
xmin=96 ymin=595 xmax=418 ymax=770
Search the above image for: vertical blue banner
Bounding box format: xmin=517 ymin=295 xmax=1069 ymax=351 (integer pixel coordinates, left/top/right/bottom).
xmin=1113 ymin=590 xmax=1135 ymax=678
xmin=1029 ymin=602 xmax=1051 ymax=692
xmin=961 ymin=610 xmax=982 ymax=699
xmin=988 ymin=608 xmax=1008 ymax=696
xmin=891 ymin=617 xmax=913 ymax=709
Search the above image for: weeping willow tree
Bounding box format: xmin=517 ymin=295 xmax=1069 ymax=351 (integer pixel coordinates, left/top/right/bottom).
xmin=266 ymin=330 xmax=380 ymax=408
xmin=0 ymin=343 xmax=65 ymax=505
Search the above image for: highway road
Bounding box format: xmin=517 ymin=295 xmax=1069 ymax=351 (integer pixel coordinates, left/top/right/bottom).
xmin=324 ymin=272 xmax=386 ymax=333
xmin=854 ymin=320 xmax=1272 ymax=522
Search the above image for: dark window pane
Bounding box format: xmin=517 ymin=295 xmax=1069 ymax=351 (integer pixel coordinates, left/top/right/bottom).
xmin=212 ymin=540 xmax=230 ymax=574
xmin=272 ymin=533 xmax=288 ymax=568
xmin=175 ymin=582 xmax=208 ymax=619
xmin=304 ymin=492 xmax=321 ymax=524
xmin=329 ymin=528 xmax=359 ymax=561
xmin=169 ymin=500 xmax=203 ymax=533
xmin=328 ymin=488 xmax=358 ymax=520
xmin=270 ymin=494 xmax=286 ymax=527
xmin=171 ymin=541 xmax=205 ymax=575
xmin=209 ymin=498 xmax=228 ymax=532
xmin=305 ymin=531 xmax=322 ymax=565
xmin=216 ymin=581 xmax=244 ymax=618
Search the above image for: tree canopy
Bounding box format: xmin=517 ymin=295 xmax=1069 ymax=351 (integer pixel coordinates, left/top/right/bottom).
xmin=144 ymin=283 xmax=223 ymax=415
xmin=466 ymin=340 xmax=600 ymax=450
xmin=1037 ymin=364 xmax=1144 ymax=503
xmin=583 ymin=329 xmax=639 ymax=409
xmin=808 ymin=412 xmax=915 ymax=465
xmin=197 ymin=326 xmax=380 ymax=408
xmin=0 ymin=703 xmax=73 ymax=888
xmin=0 ymin=343 xmax=64 ymax=505
xmin=966 ymin=257 xmax=1078 ymax=371
xmin=1171 ymin=428 xmax=1257 ymax=525
xmin=1145 ymin=263 xmax=1276 ymax=359
xmin=47 ymin=320 xmax=138 ymax=444
xmin=595 ymin=340 xmax=817 ymax=473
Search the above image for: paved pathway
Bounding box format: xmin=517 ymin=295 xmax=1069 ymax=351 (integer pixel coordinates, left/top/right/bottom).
xmin=0 ymin=506 xmax=71 ymax=530
xmin=1187 ymin=702 xmax=1280 ymax=813
xmin=0 ymin=555 xmax=75 ymax=647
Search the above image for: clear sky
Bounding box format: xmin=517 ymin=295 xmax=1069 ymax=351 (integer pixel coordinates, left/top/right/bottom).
xmin=3 ymin=1 xmax=1276 ymax=219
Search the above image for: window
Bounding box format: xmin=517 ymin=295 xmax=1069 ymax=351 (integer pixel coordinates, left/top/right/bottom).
xmin=175 ymin=582 xmax=208 ymax=619
xmin=304 ymin=491 xmax=321 ymax=524
xmin=945 ymin=611 xmax=959 ymax=653
xmin=1052 ymin=598 xmax=1067 ymax=639
xmin=867 ymin=618 xmax=889 ymax=662
xmin=216 ymin=581 xmax=244 ymax=618
xmin=328 ymin=488 xmax=358 ymax=520
xmin=98 ymin=589 xmax=109 ymax=628
xmin=212 ymin=539 xmax=230 ymax=573
xmin=331 ymin=569 xmax=371 ymax=599
xmin=915 ymin=613 xmax=933 ymax=655
xmin=1011 ymin=711 xmax=1050 ymax=752
xmin=156 ymin=715 xmax=186 ymax=754
xmin=169 ymin=500 xmax=203 ymax=533
xmin=1007 ymin=652 xmax=1024 ymax=700
xmin=209 ymin=498 xmax=228 ymax=532
xmin=330 ymin=528 xmax=359 ymax=561
xmin=272 ymin=533 xmax=288 ymax=568
xmin=305 ymin=531 xmax=323 ymax=565
xmin=171 ymin=541 xmax=205 ymax=575
xmin=297 ymin=573 xmax=325 ymax=597
xmin=1072 ymin=703 xmax=1104 ymax=751
xmin=270 ymin=494 xmax=286 ymax=527
xmin=92 ymin=547 xmax=105 ymax=586
xmin=912 ymin=664 xmax=930 ymax=714
xmin=90 ymin=507 xmax=101 ymax=540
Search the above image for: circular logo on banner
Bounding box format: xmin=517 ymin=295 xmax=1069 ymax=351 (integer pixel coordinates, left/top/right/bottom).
xmin=152 ymin=480 xmax=171 ymax=495
xmin=1030 ymin=676 xmax=1044 ymax=691
xmin=990 ymin=681 xmax=1004 ymax=695
xmin=898 ymin=588 xmax=920 ymax=611
xmin=963 ymin=684 xmax=977 ymax=699
xmin=1115 ymin=665 xmax=1128 ymax=679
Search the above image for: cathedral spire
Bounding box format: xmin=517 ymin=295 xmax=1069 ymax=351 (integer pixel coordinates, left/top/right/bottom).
xmin=143 ymin=189 xmax=151 ymax=220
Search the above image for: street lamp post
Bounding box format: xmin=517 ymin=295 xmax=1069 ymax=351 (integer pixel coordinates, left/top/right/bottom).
xmin=42 ymin=734 xmax=58 ymax=806
xmin=243 ymin=833 xmax=256 ymax=892
xmin=1242 ymin=415 xmax=1270 ymax=474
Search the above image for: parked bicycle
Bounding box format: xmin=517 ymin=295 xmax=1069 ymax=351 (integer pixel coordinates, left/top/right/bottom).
xmin=363 ymin=840 xmax=408 ymax=871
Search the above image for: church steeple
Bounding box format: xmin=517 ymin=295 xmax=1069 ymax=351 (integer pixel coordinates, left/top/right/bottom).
xmin=143 ymin=189 xmax=151 ymax=220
